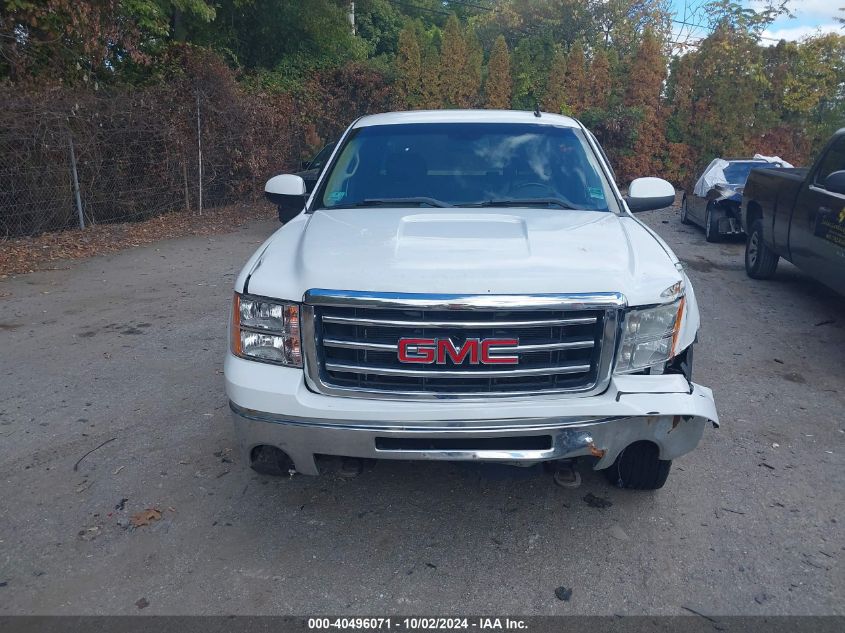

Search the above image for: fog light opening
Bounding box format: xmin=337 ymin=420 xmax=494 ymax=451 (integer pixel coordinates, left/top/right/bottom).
xmin=249 ymin=445 xmax=296 ymax=477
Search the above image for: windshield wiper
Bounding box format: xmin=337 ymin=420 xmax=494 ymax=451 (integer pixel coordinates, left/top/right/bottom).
xmin=466 ymin=198 xmax=576 ymax=209
xmin=325 ymin=197 xmax=453 ymax=209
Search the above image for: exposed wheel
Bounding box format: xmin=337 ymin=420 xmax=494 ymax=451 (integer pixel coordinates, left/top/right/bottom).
xmin=704 ymin=205 xmax=721 ymax=243
xmin=745 ymin=219 xmax=779 ymax=279
xmin=680 ymin=196 xmax=692 ymax=225
xmin=250 ymin=445 xmax=295 ymax=477
xmin=603 ymin=441 xmax=671 ymax=490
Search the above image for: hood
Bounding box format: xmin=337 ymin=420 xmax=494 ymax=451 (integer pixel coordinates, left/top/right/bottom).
xmin=243 ymin=208 xmax=681 ymax=307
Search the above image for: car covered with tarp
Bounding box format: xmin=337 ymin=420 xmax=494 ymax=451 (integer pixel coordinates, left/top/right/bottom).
xmin=681 ymin=155 xmax=791 ymax=242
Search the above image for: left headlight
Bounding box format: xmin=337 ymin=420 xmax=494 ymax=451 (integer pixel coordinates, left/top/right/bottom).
xmin=615 ymin=298 xmax=685 ymax=374
xmin=231 ymin=293 xmax=302 ymax=367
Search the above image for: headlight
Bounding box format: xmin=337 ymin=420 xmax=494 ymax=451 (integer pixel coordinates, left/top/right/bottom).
xmin=232 ymin=294 xmax=302 ymax=367
xmin=615 ymin=297 xmax=685 ymax=373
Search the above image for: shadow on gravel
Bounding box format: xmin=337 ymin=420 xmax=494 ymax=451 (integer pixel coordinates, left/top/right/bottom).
xmin=770 ymin=273 xmax=845 ymax=314
xmin=681 ymin=256 xmax=744 ymax=273
xmin=236 ymin=456 xmax=646 ymax=527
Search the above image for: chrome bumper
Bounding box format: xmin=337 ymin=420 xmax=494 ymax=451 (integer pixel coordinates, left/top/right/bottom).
xmin=230 ymin=401 xmax=709 ymax=476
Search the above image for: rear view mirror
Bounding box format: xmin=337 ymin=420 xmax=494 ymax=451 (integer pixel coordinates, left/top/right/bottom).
xmin=265 ymin=174 xmax=307 ymax=223
xmin=625 ymin=177 xmax=675 ymax=213
xmin=824 ymin=170 xmax=845 ymax=196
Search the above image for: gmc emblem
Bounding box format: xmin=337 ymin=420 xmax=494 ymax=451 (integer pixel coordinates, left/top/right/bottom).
xmin=398 ymin=338 xmax=519 ymax=365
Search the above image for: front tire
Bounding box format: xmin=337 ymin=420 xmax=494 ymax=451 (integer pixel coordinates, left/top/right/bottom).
xmin=603 ymin=442 xmax=671 ymax=490
xmin=704 ymin=205 xmax=721 ymax=243
xmin=745 ymin=219 xmax=779 ymax=279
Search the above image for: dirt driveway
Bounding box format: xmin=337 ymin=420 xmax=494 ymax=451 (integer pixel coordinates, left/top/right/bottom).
xmin=0 ymin=207 xmax=842 ymax=615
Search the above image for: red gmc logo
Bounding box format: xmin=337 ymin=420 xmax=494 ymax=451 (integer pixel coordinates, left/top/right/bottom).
xmin=398 ymin=338 xmax=519 ymax=365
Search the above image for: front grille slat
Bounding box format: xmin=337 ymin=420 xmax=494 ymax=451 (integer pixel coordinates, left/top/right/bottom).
xmin=324 ymin=362 xmax=593 ymax=378
xmin=321 ymin=315 xmax=597 ymax=328
xmin=323 ymin=338 xmax=596 ymax=353
xmin=323 ymin=338 xmax=397 ymax=352
xmin=303 ymin=292 xmax=622 ymax=398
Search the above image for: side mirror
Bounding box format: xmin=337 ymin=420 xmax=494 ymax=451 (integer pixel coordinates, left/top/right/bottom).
xmin=265 ymin=174 xmax=307 ymax=223
xmin=824 ymin=170 xmax=845 ymax=195
xmin=625 ymin=177 xmax=676 ymax=213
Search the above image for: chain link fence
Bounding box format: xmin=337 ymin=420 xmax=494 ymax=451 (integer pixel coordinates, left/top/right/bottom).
xmin=0 ymin=91 xmax=249 ymax=238
xmin=0 ymin=65 xmax=311 ymax=238
xmin=0 ymin=53 xmax=398 ymax=241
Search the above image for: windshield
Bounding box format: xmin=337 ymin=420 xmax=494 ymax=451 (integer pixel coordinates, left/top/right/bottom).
xmin=723 ymin=161 xmax=775 ymax=185
xmin=315 ymin=123 xmax=617 ymax=212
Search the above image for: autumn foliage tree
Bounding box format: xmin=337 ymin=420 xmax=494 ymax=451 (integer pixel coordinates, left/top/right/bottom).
xmin=664 ymin=54 xmax=696 ymax=187
xmin=544 ymin=49 xmax=568 ymax=115
xmin=485 ymin=35 xmax=512 ymax=109
xmin=562 ymin=41 xmax=587 ymax=116
xmin=3 ymin=0 xmax=845 ymax=222
xmin=466 ymin=26 xmax=484 ymax=107
xmin=620 ymin=29 xmax=667 ymax=178
xmin=440 ymin=14 xmax=476 ymax=108
xmin=0 ymin=0 xmax=215 ymax=82
xmin=587 ymin=49 xmax=612 ymax=111
xmin=396 ymin=25 xmax=422 ymax=108
xmin=418 ymin=44 xmax=443 ymax=109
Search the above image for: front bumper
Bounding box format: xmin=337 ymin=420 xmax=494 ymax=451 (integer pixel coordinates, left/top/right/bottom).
xmin=225 ymin=355 xmax=718 ymax=476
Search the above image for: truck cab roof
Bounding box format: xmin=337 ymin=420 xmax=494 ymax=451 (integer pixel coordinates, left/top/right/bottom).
xmin=353 ymin=109 xmax=580 ymax=129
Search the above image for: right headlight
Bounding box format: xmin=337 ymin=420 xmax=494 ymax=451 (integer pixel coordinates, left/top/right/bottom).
xmin=231 ymin=293 xmax=302 ymax=367
xmin=615 ymin=297 xmax=685 ymax=374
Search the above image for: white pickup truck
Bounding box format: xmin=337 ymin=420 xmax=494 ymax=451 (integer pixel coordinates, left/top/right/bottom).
xmin=225 ymin=110 xmax=718 ymax=490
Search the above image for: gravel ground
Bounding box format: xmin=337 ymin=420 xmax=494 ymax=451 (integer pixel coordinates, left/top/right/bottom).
xmin=0 ymin=206 xmax=842 ymax=615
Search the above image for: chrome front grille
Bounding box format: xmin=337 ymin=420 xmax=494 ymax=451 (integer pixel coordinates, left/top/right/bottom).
xmin=302 ymin=290 xmax=624 ymax=399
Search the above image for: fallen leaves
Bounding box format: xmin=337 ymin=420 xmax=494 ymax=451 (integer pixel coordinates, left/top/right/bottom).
xmin=0 ymin=203 xmax=271 ymax=277
xmin=129 ymin=508 xmax=162 ymax=527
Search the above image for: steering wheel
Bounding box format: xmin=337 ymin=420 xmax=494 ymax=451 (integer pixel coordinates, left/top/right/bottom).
xmin=510 ymin=181 xmax=556 ymax=197
xmin=508 ymin=181 xmax=581 ymax=208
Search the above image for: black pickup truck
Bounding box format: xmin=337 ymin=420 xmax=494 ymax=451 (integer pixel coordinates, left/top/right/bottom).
xmin=742 ymin=130 xmax=845 ymax=294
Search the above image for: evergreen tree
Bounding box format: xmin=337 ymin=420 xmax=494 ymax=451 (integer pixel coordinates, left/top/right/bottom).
xmin=485 ymin=35 xmax=512 ymax=109
xmin=466 ymin=25 xmax=484 ymax=107
xmin=440 ymin=14 xmax=471 ymax=107
xmin=663 ymin=54 xmax=697 ymax=186
xmin=419 ymin=44 xmax=443 ymax=109
xmin=588 ymin=49 xmax=611 ymax=110
xmin=621 ymin=28 xmax=668 ymax=178
xmin=396 ymin=25 xmax=422 ymax=108
xmin=562 ymin=41 xmax=586 ymax=116
xmin=510 ymin=35 xmax=555 ymax=109
xmin=544 ymin=49 xmax=568 ymax=114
